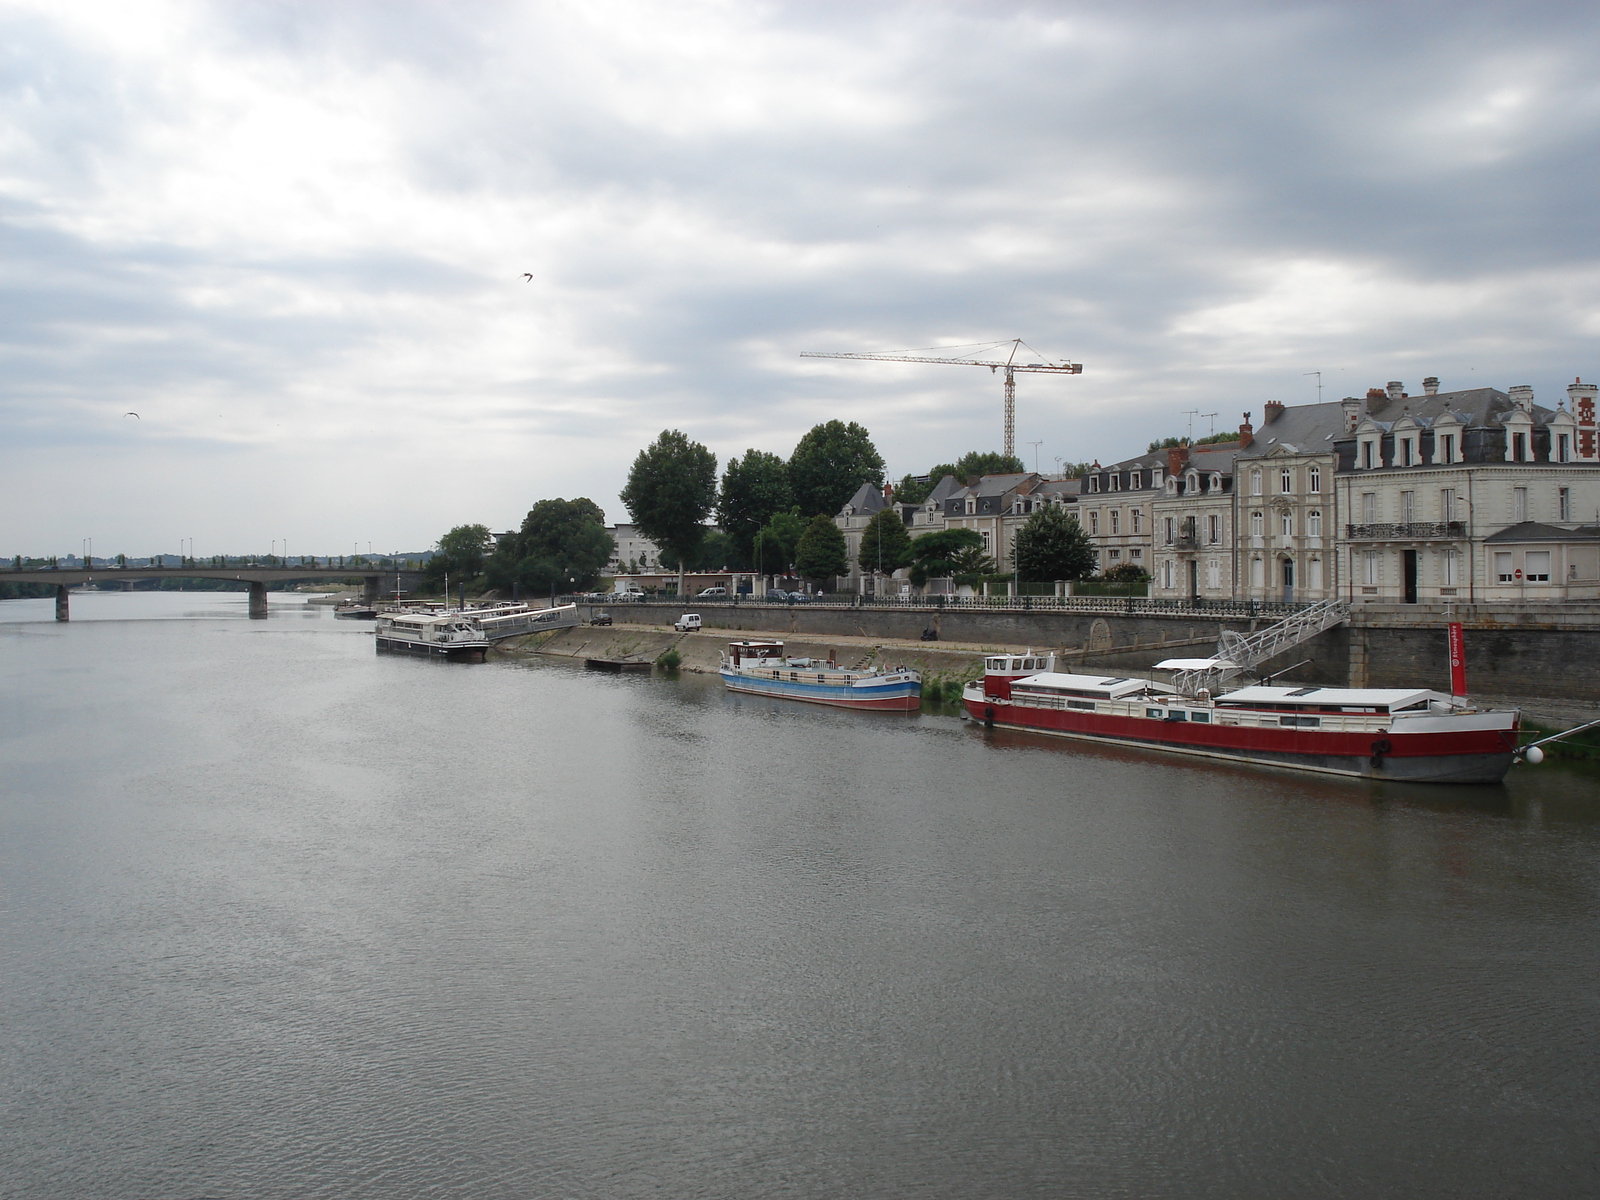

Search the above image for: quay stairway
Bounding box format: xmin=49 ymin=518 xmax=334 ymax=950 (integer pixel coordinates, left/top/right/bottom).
xmin=1165 ymin=599 xmax=1350 ymax=696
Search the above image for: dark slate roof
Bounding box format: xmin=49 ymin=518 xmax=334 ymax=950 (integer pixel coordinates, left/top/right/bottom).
xmin=960 ymin=472 xmax=1041 ymax=498
xmin=1237 ymin=400 xmax=1349 ymax=460
xmin=1484 ymin=522 xmax=1600 ymax=543
xmin=838 ymin=481 xmax=888 ymax=517
xmin=1362 ymin=387 xmax=1556 ymax=429
xmin=925 ymin=474 xmax=965 ymax=504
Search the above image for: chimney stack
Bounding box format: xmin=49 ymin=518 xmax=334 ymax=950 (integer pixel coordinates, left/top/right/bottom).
xmin=883 ymin=482 xmax=893 ymax=501
xmin=1509 ymin=385 xmax=1534 ymax=411
xmin=1237 ymin=412 xmax=1253 ymax=450
xmin=1167 ymin=445 xmax=1191 ymax=475
xmin=1263 ymin=400 xmax=1285 ymax=424
xmin=1569 ymin=378 xmax=1598 ymax=460
xmin=1423 ymin=376 xmax=1439 ymax=396
xmin=1341 ymin=395 xmax=1366 ymax=433
xmin=1386 ymin=381 xmax=1406 ymax=401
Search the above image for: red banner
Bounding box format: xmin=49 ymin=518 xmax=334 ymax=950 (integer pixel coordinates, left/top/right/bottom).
xmin=1447 ymin=622 xmax=1467 ymax=698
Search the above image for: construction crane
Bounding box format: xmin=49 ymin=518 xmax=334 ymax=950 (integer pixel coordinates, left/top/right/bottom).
xmin=799 ymin=339 xmax=1082 ymax=460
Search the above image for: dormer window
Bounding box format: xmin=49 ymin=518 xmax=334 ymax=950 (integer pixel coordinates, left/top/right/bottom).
xmin=1089 ymin=477 xmax=1100 ymax=493
xmin=1110 ymin=474 xmax=1121 ymax=492
xmin=1210 ymin=473 xmax=1222 ymax=493
xmin=1400 ymin=437 xmax=1415 ymax=466
xmin=1165 ymin=477 xmax=1177 ymax=495
xmin=1185 ymin=471 xmax=1199 ymax=494
xmin=1152 ymin=469 xmax=1163 ymax=488
xmin=1513 ymin=432 xmax=1528 ymax=462
xmin=1359 ymin=438 xmax=1378 ymax=469
xmin=1559 ymin=433 xmax=1572 ymax=462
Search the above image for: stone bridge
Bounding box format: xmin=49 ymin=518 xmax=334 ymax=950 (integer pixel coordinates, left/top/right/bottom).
xmin=0 ymin=566 xmax=422 ymax=618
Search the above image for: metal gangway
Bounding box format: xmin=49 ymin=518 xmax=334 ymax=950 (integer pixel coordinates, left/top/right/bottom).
xmin=1163 ymin=599 xmax=1350 ymax=695
xmin=467 ymin=603 xmax=582 ymax=641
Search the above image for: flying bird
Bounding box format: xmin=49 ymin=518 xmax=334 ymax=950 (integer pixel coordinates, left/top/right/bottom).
xmin=523 ymin=273 xmax=533 ymax=281
xmin=124 ymin=412 xmax=139 ymax=419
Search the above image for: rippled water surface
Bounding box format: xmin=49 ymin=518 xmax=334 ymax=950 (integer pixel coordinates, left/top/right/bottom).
xmin=3 ymin=591 xmax=1599 ymax=1198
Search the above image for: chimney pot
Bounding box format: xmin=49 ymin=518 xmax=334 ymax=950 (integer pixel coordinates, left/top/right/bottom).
xmin=1237 ymin=413 xmax=1254 ymax=450
xmin=1166 ymin=445 xmax=1190 ymax=475
xmin=1341 ymin=394 xmax=1366 ymax=433
xmin=1509 ymin=384 xmax=1534 ymax=411
xmin=1263 ymin=400 xmax=1285 ymax=424
xmin=1423 ymin=376 xmax=1439 ymax=395
xmin=1386 ymin=381 xmax=1405 ymax=401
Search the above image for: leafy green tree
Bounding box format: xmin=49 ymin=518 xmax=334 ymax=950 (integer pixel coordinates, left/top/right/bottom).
xmin=1011 ymin=504 xmax=1096 ymax=582
xmin=788 ymin=420 xmax=884 ymax=517
xmin=620 ymin=429 xmax=718 ymax=592
xmin=907 ymin=527 xmax=984 ymax=587
xmin=953 ymin=450 xmax=1024 ymax=478
xmin=751 ymin=508 xmax=807 ymax=575
xmin=423 ymin=523 xmax=493 ymax=589
xmin=718 ymin=450 xmax=793 ymax=563
xmin=793 ymin=514 xmax=848 ymax=584
xmin=1058 ymin=461 xmax=1095 ymax=479
xmin=949 ymin=544 xmax=999 ymax=585
xmin=660 ymin=528 xmax=741 ymax=572
xmin=891 ymin=473 xmax=934 ymax=505
xmin=858 ymin=508 xmax=913 ymax=575
xmin=486 ymin=498 xmax=614 ymax=595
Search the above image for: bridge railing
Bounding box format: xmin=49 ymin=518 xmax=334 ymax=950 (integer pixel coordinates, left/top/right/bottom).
xmin=567 ymin=593 xmax=1320 ymax=621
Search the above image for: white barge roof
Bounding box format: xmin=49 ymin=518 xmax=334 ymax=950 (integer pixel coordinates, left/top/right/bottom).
xmin=1216 ymin=685 xmax=1445 ymax=708
xmin=1013 ymin=672 xmax=1149 ymax=698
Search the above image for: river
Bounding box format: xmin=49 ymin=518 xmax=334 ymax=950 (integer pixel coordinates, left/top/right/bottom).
xmin=3 ymin=591 xmax=1598 ymax=1198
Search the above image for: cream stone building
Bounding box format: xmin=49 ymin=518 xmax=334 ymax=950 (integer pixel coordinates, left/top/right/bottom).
xmin=1333 ymin=378 xmax=1600 ymax=602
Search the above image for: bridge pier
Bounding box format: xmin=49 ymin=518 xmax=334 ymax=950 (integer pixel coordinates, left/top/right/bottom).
xmin=363 ymin=575 xmax=380 ymax=604
xmin=248 ymin=581 xmax=267 ymax=619
xmin=55 ymin=585 xmax=68 ymax=621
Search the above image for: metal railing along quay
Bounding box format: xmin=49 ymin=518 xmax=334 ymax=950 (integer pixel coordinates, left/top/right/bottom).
xmin=572 ymin=593 xmax=1320 ymax=621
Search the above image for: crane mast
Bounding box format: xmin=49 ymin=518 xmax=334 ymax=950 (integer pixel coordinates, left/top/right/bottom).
xmin=799 ymin=340 xmax=1082 ymax=460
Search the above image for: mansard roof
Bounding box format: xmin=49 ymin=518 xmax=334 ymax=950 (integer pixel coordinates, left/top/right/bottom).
xmin=1239 ymin=400 xmax=1348 ymax=460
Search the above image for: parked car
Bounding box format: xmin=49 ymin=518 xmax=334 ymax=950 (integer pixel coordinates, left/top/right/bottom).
xmin=764 ymin=588 xmax=790 ymax=601
xmin=589 ymin=611 xmax=613 ymax=626
xmin=788 ymin=592 xmax=810 ymax=603
xmin=614 ymin=587 xmax=645 ymax=600
xmin=674 ymin=613 xmax=702 ymax=632
xmin=696 ymin=586 xmax=727 ymax=597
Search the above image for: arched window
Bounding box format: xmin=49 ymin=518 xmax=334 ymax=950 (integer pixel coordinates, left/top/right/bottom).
xmin=1250 ymin=511 xmax=1264 ymax=536
xmin=1280 ymin=468 xmax=1293 ymax=493
xmin=1308 ymin=465 xmax=1321 ymax=492
xmin=1251 ymin=469 xmax=1263 ymax=495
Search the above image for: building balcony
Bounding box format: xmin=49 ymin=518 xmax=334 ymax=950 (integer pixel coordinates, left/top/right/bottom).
xmin=1170 ymin=533 xmax=1199 ymax=550
xmin=1345 ymin=521 xmax=1467 ymax=541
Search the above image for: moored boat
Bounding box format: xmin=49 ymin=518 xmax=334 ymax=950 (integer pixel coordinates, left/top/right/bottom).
xmin=961 ymin=651 xmax=1518 ymax=783
xmin=334 ymin=602 xmax=378 ymax=619
xmin=374 ymin=611 xmax=490 ymax=660
xmin=720 ymin=640 xmax=920 ymax=711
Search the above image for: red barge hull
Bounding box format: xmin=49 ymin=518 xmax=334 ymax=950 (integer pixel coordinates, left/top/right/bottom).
xmin=963 ymin=695 xmax=1516 ymax=783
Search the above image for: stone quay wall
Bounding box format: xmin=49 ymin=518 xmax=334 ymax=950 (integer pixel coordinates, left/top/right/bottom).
xmin=576 ymin=600 xmax=1598 ymax=701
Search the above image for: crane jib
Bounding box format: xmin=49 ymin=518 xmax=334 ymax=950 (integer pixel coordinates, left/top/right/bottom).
xmin=797 ymin=348 xmax=1084 ymax=457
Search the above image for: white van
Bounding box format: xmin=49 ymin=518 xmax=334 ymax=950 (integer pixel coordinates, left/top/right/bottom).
xmin=674 ymin=613 xmax=702 ymax=633
xmin=614 ymin=585 xmax=645 ymax=600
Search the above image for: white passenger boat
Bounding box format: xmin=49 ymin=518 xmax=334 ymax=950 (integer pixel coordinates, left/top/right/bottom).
xmin=720 ymin=640 xmax=921 ymax=710
xmin=374 ymin=611 xmax=491 ymax=660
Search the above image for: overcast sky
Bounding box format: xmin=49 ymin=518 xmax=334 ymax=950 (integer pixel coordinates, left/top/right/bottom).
xmin=5 ymin=0 xmax=1600 ymax=556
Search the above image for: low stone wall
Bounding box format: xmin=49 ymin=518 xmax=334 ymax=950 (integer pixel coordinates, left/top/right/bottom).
xmin=573 ymin=601 xmax=1600 ymax=702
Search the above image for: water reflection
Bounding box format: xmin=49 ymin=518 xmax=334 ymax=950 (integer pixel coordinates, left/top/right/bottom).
xmin=2 ymin=591 xmax=1598 ymax=1200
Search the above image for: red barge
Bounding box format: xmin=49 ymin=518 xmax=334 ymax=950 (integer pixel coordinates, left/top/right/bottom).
xmin=961 ymin=651 xmax=1519 ymax=784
